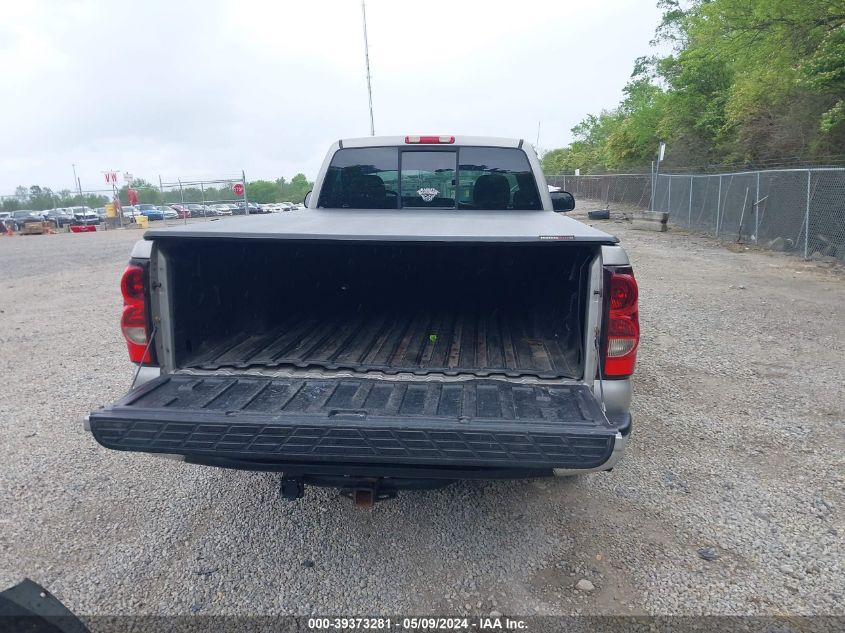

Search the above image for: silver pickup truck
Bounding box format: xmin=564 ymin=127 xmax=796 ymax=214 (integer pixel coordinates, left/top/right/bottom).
xmin=88 ymin=135 xmax=639 ymax=504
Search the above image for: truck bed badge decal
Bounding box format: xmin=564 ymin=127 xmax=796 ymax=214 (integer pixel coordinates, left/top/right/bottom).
xmin=417 ymin=187 xmax=439 ymax=202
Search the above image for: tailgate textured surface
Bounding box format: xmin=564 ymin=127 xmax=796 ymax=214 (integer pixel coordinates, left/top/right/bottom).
xmin=90 ymin=376 xmax=615 ymax=468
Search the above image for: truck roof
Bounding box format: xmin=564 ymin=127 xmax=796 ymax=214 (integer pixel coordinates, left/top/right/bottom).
xmin=340 ymin=135 xmax=523 ymax=148
xmin=144 ymin=209 xmax=618 ymax=243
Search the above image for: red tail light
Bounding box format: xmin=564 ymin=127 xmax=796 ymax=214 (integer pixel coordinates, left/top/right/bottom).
xmin=604 ymin=271 xmax=639 ymax=377
xmin=405 ymin=135 xmax=455 ymax=144
xmin=120 ymin=263 xmax=152 ymax=363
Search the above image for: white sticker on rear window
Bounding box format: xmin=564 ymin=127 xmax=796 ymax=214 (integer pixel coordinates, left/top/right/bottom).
xmin=417 ymin=187 xmax=439 ymax=202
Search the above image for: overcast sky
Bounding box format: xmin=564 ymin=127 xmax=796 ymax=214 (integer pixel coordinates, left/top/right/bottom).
xmin=0 ymin=0 xmax=662 ymax=194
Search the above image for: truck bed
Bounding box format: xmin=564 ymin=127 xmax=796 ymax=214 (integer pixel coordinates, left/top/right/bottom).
xmin=163 ymin=240 xmax=594 ymax=381
xmin=186 ymin=304 xmax=580 ymax=378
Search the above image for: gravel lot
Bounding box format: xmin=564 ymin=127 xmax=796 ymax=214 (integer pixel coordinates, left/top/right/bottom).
xmin=1 ymin=211 xmax=842 ymax=618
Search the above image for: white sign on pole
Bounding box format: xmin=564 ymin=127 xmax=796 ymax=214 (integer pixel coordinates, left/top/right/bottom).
xmin=123 ymin=172 xmax=134 ymax=184
xmin=575 ymin=168 xmax=580 ymax=176
xmin=658 ymin=142 xmax=666 ymax=162
xmin=104 ymin=171 xmax=118 ymax=184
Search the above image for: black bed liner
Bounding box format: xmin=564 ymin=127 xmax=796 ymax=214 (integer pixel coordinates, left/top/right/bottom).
xmin=89 ymin=375 xmax=617 ymax=470
xmin=168 ymin=239 xmax=592 ymax=381
xmin=186 ymin=306 xmax=580 ymax=379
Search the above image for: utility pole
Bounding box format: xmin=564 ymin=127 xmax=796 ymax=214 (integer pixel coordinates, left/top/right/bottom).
xmin=72 ymin=164 xmax=83 ymax=204
xmin=361 ymin=0 xmax=375 ymax=136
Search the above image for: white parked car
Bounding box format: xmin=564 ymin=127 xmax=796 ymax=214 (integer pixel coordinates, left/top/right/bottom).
xmin=213 ymin=204 xmax=233 ymax=216
xmin=71 ymin=207 xmax=100 ymax=225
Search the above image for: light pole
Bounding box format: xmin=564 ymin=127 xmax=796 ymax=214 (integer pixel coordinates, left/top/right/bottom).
xmin=361 ymin=0 xmax=375 ymax=136
xmin=72 ymin=164 xmax=84 ymax=205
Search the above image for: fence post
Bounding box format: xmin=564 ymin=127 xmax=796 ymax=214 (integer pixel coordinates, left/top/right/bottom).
xmin=755 ymin=171 xmax=760 ymax=244
xmin=688 ymin=176 xmax=693 ymax=228
xmin=804 ymin=169 xmax=811 ymax=259
xmin=716 ymin=175 xmax=722 ymax=238
xmin=200 ymin=182 xmax=207 ymax=221
xmin=178 ymin=179 xmax=187 ymax=225
xmin=667 ymin=175 xmax=672 ymax=215
xmin=562 ymin=175 xmax=566 ymax=191
xmin=650 ymin=161 xmax=654 ymax=211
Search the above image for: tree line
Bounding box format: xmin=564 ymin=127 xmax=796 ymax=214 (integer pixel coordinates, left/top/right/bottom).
xmin=1 ymin=174 xmax=314 ymax=211
xmin=542 ymin=0 xmax=845 ymax=174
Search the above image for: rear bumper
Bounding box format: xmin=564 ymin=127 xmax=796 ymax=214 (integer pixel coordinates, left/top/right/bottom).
xmin=174 ymin=430 xmax=628 ymax=480
xmin=553 ymin=431 xmax=626 ymax=476
xmin=90 ymin=414 xmax=620 ymax=471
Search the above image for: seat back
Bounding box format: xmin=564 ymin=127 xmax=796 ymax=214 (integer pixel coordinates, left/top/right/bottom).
xmin=473 ymin=174 xmax=510 ymax=210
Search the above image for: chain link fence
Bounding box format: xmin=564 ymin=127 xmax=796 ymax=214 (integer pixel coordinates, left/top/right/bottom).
xmin=547 ymin=168 xmax=845 ymax=260
xmin=158 ymin=174 xmax=248 ymax=220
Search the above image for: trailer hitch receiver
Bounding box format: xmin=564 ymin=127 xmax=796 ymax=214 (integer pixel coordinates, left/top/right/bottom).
xmin=280 ymin=477 xmax=304 ymax=502
xmin=340 ymin=479 xmax=397 ymax=507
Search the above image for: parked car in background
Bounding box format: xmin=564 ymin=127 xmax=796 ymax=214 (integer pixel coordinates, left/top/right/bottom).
xmin=279 ymin=202 xmax=294 ymax=211
xmin=94 ymin=207 xmax=108 ymax=221
xmin=0 ymin=212 xmax=15 ymax=232
xmin=136 ymin=204 xmax=163 ymax=221
xmin=157 ymin=206 xmax=179 ymax=220
xmin=70 ymin=206 xmax=95 ymax=216
xmin=185 ymin=204 xmax=208 ymax=217
xmin=212 ymin=204 xmax=233 ymax=216
xmin=169 ymin=205 xmax=191 ymax=219
xmin=122 ymin=205 xmax=140 ymax=220
xmin=13 ymin=210 xmax=42 ymax=228
xmin=234 ymin=202 xmax=264 ymax=214
xmin=71 ymin=208 xmax=100 ymax=225
xmin=44 ymin=208 xmax=75 ymax=228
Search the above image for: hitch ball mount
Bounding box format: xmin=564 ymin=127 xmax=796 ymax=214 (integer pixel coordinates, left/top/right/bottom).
xmin=280 ymin=477 xmax=397 ymax=507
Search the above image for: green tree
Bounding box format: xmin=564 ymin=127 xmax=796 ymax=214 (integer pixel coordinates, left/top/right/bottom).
xmin=283 ymin=174 xmax=312 ymax=203
xmin=543 ymin=0 xmax=845 ymax=171
xmin=246 ymin=180 xmax=279 ymax=203
xmin=118 ymin=178 xmax=163 ymax=205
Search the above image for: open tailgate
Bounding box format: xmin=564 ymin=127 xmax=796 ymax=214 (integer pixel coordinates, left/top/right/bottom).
xmin=89 ymin=375 xmax=618 ymax=470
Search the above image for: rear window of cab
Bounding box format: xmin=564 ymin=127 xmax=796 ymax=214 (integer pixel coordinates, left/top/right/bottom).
xmin=317 ymin=147 xmax=542 ymax=210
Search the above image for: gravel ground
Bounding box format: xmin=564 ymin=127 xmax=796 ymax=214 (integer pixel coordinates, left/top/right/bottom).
xmin=0 ymin=212 xmax=842 ymax=618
